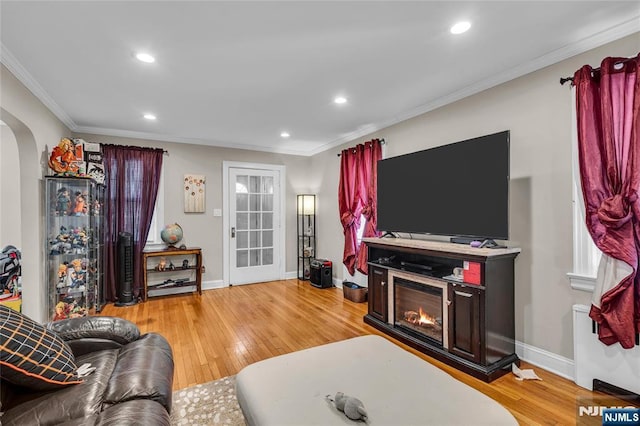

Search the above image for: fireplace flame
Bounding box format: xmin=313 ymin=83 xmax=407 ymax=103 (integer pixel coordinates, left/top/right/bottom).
xmin=418 ymin=307 xmax=435 ymax=325
xmin=403 ymin=307 xmax=437 ymax=326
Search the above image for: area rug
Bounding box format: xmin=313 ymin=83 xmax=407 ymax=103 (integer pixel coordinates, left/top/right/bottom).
xmin=170 ymin=376 xmax=247 ymax=425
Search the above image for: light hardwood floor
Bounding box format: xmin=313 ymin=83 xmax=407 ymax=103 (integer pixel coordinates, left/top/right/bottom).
xmin=101 ymin=279 xmax=595 ymax=425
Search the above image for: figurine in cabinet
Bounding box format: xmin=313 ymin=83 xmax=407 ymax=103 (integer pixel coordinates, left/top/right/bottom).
xmin=57 ymin=262 xmax=68 ymax=288
xmin=53 ymin=301 xmax=68 ymax=320
xmin=67 ymin=259 xmax=86 ymax=290
xmin=46 ymin=176 xmax=103 ymax=320
xmin=72 ymin=192 xmax=86 ymax=216
xmin=50 ymin=237 xmax=71 ymax=255
xmin=182 ymin=259 xmax=189 ymax=269
xmin=53 ymin=299 xmax=86 ymax=321
xmin=70 ymin=228 xmax=88 ymax=254
xmin=91 ymin=199 xmax=101 ymax=215
xmin=55 ymin=187 xmax=71 ymax=216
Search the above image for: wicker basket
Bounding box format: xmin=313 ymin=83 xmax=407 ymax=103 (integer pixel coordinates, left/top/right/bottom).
xmin=343 ymin=282 xmax=368 ymax=303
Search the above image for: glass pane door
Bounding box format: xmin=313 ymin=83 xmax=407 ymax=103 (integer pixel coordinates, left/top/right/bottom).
xmin=229 ymin=168 xmax=279 ymax=285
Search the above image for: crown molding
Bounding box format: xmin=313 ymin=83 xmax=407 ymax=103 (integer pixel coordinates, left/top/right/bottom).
xmin=3 ymin=17 xmax=638 ymax=157
xmin=310 ymin=17 xmax=640 ymax=156
xmin=73 ymin=125 xmax=312 ymax=157
xmin=1 ymin=43 xmax=77 ymax=130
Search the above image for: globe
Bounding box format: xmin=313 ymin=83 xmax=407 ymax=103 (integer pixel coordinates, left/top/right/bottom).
xmin=160 ymin=223 xmax=184 ymax=247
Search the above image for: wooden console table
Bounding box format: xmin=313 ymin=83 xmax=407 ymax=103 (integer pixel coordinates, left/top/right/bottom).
xmin=142 ymin=247 xmax=202 ymax=301
xmin=363 ymin=237 xmax=521 ymax=382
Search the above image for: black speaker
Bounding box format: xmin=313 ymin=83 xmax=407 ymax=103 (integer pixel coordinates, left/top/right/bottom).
xmin=115 ymin=232 xmax=136 ymax=306
xmin=310 ymin=259 xmax=333 ymax=289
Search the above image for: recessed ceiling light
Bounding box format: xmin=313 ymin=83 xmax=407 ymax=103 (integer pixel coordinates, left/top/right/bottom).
xmin=136 ymin=52 xmax=155 ymax=63
xmin=143 ymin=113 xmax=157 ymax=120
xmin=334 ymin=96 xmax=347 ymax=104
xmin=280 ymin=132 xmax=290 ymax=138
xmin=450 ymin=21 xmax=471 ymax=35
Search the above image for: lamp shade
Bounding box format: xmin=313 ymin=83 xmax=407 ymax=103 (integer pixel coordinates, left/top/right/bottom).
xmin=297 ymin=194 xmax=316 ymax=215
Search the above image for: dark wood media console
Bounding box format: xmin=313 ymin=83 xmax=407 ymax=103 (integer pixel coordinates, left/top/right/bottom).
xmin=363 ymin=237 xmax=521 ymax=382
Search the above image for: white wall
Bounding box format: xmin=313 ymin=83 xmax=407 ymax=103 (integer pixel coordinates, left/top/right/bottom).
xmin=1 ymin=63 xmax=71 ymax=322
xmin=311 ymin=33 xmax=639 ymax=360
xmin=73 ymin=133 xmax=312 ymax=283
xmin=0 ymin=125 xmax=21 ymax=248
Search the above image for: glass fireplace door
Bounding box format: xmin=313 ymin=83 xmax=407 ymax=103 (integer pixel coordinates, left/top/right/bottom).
xmin=391 ymin=272 xmax=448 ymax=348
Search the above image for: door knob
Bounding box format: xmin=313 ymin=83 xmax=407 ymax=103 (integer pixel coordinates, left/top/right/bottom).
xmin=231 ymin=227 xmax=236 ymax=238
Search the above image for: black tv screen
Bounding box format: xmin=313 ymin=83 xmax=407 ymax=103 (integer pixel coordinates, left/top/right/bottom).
xmin=377 ymin=131 xmax=509 ymax=240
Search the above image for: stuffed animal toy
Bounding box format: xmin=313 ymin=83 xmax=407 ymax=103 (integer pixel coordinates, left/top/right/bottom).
xmin=327 ymin=392 xmax=368 ymax=422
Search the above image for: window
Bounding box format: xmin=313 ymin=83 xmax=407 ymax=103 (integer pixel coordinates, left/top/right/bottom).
xmin=356 ymin=143 xmax=386 ymax=247
xmin=568 ymin=88 xmax=601 ymax=292
xmin=145 ymin=168 xmax=165 ymax=248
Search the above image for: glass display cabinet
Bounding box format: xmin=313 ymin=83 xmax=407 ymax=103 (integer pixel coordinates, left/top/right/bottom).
xmin=297 ymin=194 xmax=316 ymax=280
xmin=45 ymin=176 xmax=103 ymax=321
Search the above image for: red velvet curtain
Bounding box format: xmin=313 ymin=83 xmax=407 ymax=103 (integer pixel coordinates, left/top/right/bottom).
xmin=339 ymin=145 xmax=363 ymax=276
xmin=102 ymin=145 xmax=164 ymax=301
xmin=356 ymin=140 xmax=383 ymax=274
xmin=338 ymin=139 xmax=383 ymax=276
xmin=574 ymin=54 xmax=640 ymax=348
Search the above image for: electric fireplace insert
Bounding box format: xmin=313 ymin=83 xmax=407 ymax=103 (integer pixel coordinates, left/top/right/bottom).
xmin=390 ymin=271 xmax=448 ymax=348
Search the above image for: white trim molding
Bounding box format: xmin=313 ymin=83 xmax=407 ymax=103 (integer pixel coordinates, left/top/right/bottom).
xmin=567 ymin=273 xmax=596 ymax=293
xmin=4 ymin=15 xmax=639 ymax=158
xmin=285 ymin=271 xmax=298 ymax=280
xmin=308 ymin=16 xmax=640 ymax=156
xmin=0 ymin=44 xmax=76 ymax=130
xmin=515 ymin=340 xmax=575 ymax=381
xmin=202 ymin=280 xmax=225 ymax=291
xmin=222 ymin=161 xmax=286 ymax=287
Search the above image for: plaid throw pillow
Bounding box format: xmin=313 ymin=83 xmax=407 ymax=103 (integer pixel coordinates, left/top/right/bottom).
xmin=0 ymin=305 xmax=82 ymax=390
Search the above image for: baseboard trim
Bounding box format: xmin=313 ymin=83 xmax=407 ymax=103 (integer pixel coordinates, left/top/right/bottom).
xmin=515 ymin=340 xmax=574 ymax=381
xmin=284 ymin=271 xmax=298 ymax=280
xmin=205 ymin=273 xmax=300 ymax=290
xmin=202 ymin=280 xmax=225 ymax=290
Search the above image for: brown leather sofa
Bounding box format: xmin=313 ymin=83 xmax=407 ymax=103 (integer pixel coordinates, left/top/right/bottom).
xmin=0 ymin=316 xmax=174 ymax=425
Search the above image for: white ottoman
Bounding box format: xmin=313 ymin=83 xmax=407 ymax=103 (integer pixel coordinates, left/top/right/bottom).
xmin=236 ymin=335 xmax=517 ymax=425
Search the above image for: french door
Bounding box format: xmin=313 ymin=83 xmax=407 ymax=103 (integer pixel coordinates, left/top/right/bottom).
xmin=227 ymin=166 xmax=282 ymax=285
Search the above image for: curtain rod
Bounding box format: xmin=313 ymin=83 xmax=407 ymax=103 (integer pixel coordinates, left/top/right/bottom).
xmin=559 ymin=56 xmax=636 ymax=85
xmin=99 ymin=142 xmax=168 ymax=154
xmin=337 ymin=139 xmax=385 ymax=157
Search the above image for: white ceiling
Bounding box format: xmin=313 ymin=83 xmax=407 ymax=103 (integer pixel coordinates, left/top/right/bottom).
xmin=1 ymin=1 xmax=638 ymax=156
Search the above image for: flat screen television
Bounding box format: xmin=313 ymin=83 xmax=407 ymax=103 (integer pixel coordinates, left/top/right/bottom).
xmin=377 ymin=130 xmax=510 ymax=240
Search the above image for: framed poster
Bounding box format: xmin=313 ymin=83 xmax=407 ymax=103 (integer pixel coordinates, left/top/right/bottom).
xmin=184 ymin=174 xmax=205 ymax=213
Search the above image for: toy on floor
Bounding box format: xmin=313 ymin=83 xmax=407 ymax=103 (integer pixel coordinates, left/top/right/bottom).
xmin=326 ymin=392 xmax=368 ymax=422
